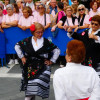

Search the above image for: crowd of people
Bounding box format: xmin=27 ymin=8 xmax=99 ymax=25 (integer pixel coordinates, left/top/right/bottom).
xmin=0 ymin=0 xmax=100 ymax=100
xmin=0 ymin=0 xmax=100 ymax=66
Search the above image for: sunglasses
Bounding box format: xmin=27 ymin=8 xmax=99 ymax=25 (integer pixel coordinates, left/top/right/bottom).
xmin=38 ymin=7 xmax=44 ymax=9
xmin=91 ymin=22 xmax=99 ymax=26
xmin=78 ymin=8 xmax=84 ymax=11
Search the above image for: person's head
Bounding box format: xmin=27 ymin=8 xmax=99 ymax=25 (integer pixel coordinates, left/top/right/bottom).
xmin=27 ymin=0 xmax=33 ymax=4
xmin=91 ymin=15 xmax=100 ymax=31
xmin=16 ymin=0 xmax=23 ymax=8
xmin=0 ymin=1 xmax=4 ymax=9
xmin=57 ymin=1 xmax=64 ymax=11
xmin=73 ymin=0 xmax=79 ymax=5
xmin=38 ymin=3 xmax=45 ymax=14
xmin=6 ymin=4 xmax=14 ymax=16
xmin=90 ymin=1 xmax=99 ymax=10
xmin=63 ymin=2 xmax=68 ymax=12
xmin=77 ymin=4 xmax=86 ymax=16
xmin=22 ymin=6 xmax=32 ymax=18
xmin=24 ymin=0 xmax=27 ymax=3
xmin=5 ymin=0 xmax=10 ymax=5
xmin=13 ymin=3 xmax=19 ymax=13
xmin=71 ymin=4 xmax=78 ymax=14
xmin=0 ymin=6 xmax=3 ymax=16
xmin=66 ymin=40 xmax=86 ymax=63
xmin=34 ymin=1 xmax=41 ymax=11
xmin=61 ymin=0 xmax=68 ymax=3
xmin=65 ymin=6 xmax=73 ymax=17
xmin=30 ymin=23 xmax=44 ymax=39
xmin=50 ymin=0 xmax=57 ymax=9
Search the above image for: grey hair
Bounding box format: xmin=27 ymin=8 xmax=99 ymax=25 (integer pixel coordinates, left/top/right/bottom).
xmin=6 ymin=4 xmax=13 ymax=10
xmin=38 ymin=3 xmax=45 ymax=8
xmin=0 ymin=1 xmax=4 ymax=5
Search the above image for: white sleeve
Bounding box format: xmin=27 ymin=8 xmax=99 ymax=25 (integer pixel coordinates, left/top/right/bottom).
xmin=95 ymin=36 xmax=100 ymax=43
xmin=53 ymin=70 xmax=68 ymax=100
xmin=15 ymin=43 xmax=24 ymax=59
xmin=89 ymin=70 xmax=100 ymax=100
xmin=50 ymin=48 xmax=60 ymax=63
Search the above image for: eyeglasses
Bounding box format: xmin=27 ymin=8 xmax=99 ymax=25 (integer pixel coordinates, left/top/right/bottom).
xmin=38 ymin=7 xmax=44 ymax=9
xmin=67 ymin=10 xmax=72 ymax=12
xmin=78 ymin=8 xmax=84 ymax=11
xmin=91 ymin=22 xmax=99 ymax=26
xmin=35 ymin=31 xmax=43 ymax=34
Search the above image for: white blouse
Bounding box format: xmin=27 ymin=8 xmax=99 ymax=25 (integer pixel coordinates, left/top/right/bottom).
xmin=15 ymin=36 xmax=60 ymax=63
xmin=53 ymin=63 xmax=100 ymax=100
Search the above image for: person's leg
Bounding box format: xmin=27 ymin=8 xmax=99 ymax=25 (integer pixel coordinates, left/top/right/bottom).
xmin=8 ymin=54 xmax=14 ymax=64
xmin=25 ymin=96 xmax=35 ymax=100
xmin=25 ymin=96 xmax=32 ymax=100
xmin=14 ymin=54 xmax=19 ymax=64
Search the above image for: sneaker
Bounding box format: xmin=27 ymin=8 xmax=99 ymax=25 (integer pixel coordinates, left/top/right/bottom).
xmin=15 ymin=59 xmax=19 ymax=64
xmin=60 ymin=64 xmax=64 ymax=68
xmin=8 ymin=59 xmax=14 ymax=65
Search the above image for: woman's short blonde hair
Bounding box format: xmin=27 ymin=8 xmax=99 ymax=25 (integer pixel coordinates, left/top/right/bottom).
xmin=31 ymin=23 xmax=45 ymax=35
xmin=65 ymin=6 xmax=73 ymax=13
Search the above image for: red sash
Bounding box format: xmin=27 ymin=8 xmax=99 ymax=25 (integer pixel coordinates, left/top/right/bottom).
xmin=77 ymin=97 xmax=89 ymax=100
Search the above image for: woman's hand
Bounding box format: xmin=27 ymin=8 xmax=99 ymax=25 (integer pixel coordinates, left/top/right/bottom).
xmin=89 ymin=34 xmax=98 ymax=40
xmin=63 ymin=25 xmax=69 ymax=31
xmin=74 ymin=26 xmax=79 ymax=32
xmin=44 ymin=60 xmax=53 ymax=66
xmin=67 ymin=27 xmax=72 ymax=33
xmin=51 ymin=25 xmax=57 ymax=32
xmin=21 ymin=26 xmax=27 ymax=31
xmin=21 ymin=57 xmax=26 ymax=65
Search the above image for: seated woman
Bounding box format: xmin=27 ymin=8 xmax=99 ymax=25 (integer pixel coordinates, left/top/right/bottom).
xmin=53 ymin=40 xmax=100 ymax=100
xmin=2 ymin=4 xmax=19 ymax=65
xmin=15 ymin=23 xmax=60 ymax=100
xmin=18 ymin=6 xmax=34 ymax=31
xmin=68 ymin=15 xmax=100 ymax=71
xmin=57 ymin=6 xmax=78 ymax=31
xmin=33 ymin=3 xmax=51 ymax=29
xmin=89 ymin=1 xmax=99 ymax=19
xmin=74 ymin=4 xmax=90 ymax=31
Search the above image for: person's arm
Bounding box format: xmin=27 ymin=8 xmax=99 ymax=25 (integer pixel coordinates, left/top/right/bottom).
xmin=89 ymin=69 xmax=100 ymax=100
xmin=57 ymin=21 xmax=64 ymax=29
xmin=79 ymin=24 xmax=89 ymax=29
xmin=18 ymin=24 xmax=27 ymax=31
xmin=2 ymin=22 xmax=11 ymax=28
xmin=15 ymin=43 xmax=26 ymax=64
xmin=53 ymin=70 xmax=68 ymax=100
xmin=6 ymin=20 xmax=18 ymax=26
xmin=44 ymin=23 xmax=50 ymax=29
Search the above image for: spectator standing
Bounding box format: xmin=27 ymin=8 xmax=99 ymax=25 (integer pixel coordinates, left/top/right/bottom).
xmin=18 ymin=6 xmax=34 ymax=30
xmin=89 ymin=1 xmax=99 ymax=18
xmin=0 ymin=6 xmax=4 ymax=32
xmin=75 ymin=4 xmax=89 ymax=31
xmin=4 ymin=0 xmax=10 ymax=10
xmin=2 ymin=4 xmax=19 ymax=65
xmin=49 ymin=0 xmax=57 ymax=17
xmin=53 ymin=40 xmax=100 ymax=100
xmin=33 ymin=3 xmax=51 ymax=29
xmin=26 ymin=0 xmax=35 ymax=12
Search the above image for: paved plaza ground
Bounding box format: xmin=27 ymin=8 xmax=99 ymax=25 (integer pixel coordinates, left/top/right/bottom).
xmin=0 ymin=64 xmax=100 ymax=100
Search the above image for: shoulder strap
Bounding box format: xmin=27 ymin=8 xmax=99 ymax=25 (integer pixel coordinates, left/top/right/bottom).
xmin=72 ymin=15 xmax=76 ymax=25
xmin=78 ymin=14 xmax=86 ymax=26
xmin=44 ymin=13 xmax=46 ymax=26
